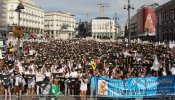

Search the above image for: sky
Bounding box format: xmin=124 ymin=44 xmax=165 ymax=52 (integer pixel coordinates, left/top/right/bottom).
xmin=32 ymin=0 xmax=170 ymax=30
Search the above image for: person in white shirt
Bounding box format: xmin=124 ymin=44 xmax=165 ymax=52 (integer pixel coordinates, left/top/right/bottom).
xmin=58 ymin=66 xmax=65 ymax=73
xmin=70 ymin=68 xmax=78 ymax=78
xmin=26 ymin=69 xmax=35 ymax=98
xmin=64 ymin=68 xmax=71 ymax=95
xmin=45 ymin=68 xmax=51 ymax=84
xmin=35 ymin=68 xmax=45 ymax=95
xmin=14 ymin=70 xmax=24 ymax=98
xmin=80 ymin=74 xmax=88 ymax=100
xmin=29 ymin=63 xmax=35 ymax=72
xmin=69 ymin=67 xmax=78 ymax=95
xmin=29 ymin=48 xmax=35 ymax=56
xmin=171 ymin=66 xmax=175 ymax=75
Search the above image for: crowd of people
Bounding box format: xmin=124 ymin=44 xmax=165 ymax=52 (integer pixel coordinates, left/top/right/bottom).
xmin=0 ymin=39 xmax=175 ymax=100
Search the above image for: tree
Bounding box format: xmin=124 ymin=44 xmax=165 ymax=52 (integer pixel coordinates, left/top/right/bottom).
xmin=12 ymin=25 xmax=24 ymax=58
xmin=60 ymin=24 xmax=68 ymax=30
xmin=78 ymin=22 xmax=91 ymax=38
xmin=12 ymin=26 xmax=24 ymax=39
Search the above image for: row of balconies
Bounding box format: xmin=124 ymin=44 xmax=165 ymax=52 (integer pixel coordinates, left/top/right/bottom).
xmin=44 ymin=23 xmax=75 ymax=26
xmin=7 ymin=13 xmax=43 ymax=22
xmin=161 ymin=20 xmax=175 ymax=24
xmin=1 ymin=13 xmax=7 ymax=18
xmin=8 ymin=17 xmax=43 ymax=24
xmin=45 ymin=25 xmax=75 ymax=29
xmin=20 ymin=11 xmax=44 ymax=18
xmin=161 ymin=27 xmax=175 ymax=33
xmin=45 ymin=19 xmax=75 ymax=23
xmin=45 ymin=17 xmax=74 ymax=21
xmin=1 ymin=5 xmax=7 ymax=9
xmin=21 ymin=19 xmax=43 ymax=24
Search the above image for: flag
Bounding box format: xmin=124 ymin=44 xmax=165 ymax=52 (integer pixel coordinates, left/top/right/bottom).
xmin=151 ymin=54 xmax=160 ymax=71
xmin=91 ymin=59 xmax=96 ymax=70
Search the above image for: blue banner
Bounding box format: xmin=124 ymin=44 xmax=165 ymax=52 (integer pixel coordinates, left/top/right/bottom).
xmin=96 ymin=75 xmax=175 ymax=98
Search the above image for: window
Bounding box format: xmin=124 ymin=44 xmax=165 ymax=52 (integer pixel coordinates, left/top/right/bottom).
xmin=162 ymin=13 xmax=164 ymax=22
xmin=9 ymin=16 xmax=14 ymax=19
xmin=174 ymin=8 xmax=175 ymax=20
xmin=171 ymin=9 xmax=174 ymax=20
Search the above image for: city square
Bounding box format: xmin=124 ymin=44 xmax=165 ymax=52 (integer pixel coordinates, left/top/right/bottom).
xmin=0 ymin=0 xmax=175 ymax=100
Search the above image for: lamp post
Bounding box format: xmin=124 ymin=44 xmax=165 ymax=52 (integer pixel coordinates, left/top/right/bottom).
xmin=15 ymin=1 xmax=24 ymax=26
xmin=14 ymin=1 xmax=24 ymax=58
xmin=124 ymin=0 xmax=134 ymax=47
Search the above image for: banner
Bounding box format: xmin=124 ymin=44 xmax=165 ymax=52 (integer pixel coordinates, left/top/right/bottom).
xmin=96 ymin=75 xmax=175 ymax=98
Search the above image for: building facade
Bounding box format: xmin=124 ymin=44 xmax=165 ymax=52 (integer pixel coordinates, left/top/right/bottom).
xmin=44 ymin=11 xmax=76 ymax=39
xmin=90 ymin=17 xmax=119 ymax=40
xmin=130 ymin=3 xmax=158 ymax=41
xmin=155 ymin=0 xmax=175 ymax=42
xmin=0 ymin=0 xmax=44 ymax=38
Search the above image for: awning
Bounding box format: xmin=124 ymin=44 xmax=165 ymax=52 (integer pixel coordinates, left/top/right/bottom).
xmin=43 ymin=34 xmax=49 ymax=38
xmin=31 ymin=33 xmax=37 ymax=38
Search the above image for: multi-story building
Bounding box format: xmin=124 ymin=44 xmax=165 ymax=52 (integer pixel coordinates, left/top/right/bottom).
xmin=155 ymin=0 xmax=175 ymax=42
xmin=0 ymin=0 xmax=44 ymax=37
xmin=90 ymin=17 xmax=120 ymax=40
xmin=44 ymin=11 xmax=76 ymax=39
xmin=129 ymin=3 xmax=158 ymax=41
xmin=0 ymin=0 xmax=7 ymax=37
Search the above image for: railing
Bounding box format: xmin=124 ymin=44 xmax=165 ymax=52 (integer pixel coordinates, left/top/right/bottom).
xmin=0 ymin=95 xmax=174 ymax=100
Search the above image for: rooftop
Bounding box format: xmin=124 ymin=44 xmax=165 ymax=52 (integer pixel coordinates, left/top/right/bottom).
xmin=21 ymin=0 xmax=35 ymax=5
xmin=155 ymin=0 xmax=175 ymax=11
xmin=45 ymin=11 xmax=75 ymax=16
xmin=95 ymin=17 xmax=111 ymax=19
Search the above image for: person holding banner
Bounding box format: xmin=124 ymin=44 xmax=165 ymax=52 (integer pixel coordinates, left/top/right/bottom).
xmin=90 ymin=70 xmax=97 ymax=99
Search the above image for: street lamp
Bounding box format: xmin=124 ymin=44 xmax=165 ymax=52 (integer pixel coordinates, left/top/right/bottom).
xmin=13 ymin=1 xmax=24 ymax=58
xmin=15 ymin=1 xmax=24 ymax=26
xmin=124 ymin=0 xmax=134 ymax=47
